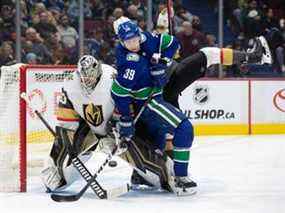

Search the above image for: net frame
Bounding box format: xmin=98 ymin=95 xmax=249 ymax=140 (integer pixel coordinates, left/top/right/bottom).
xmin=0 ymin=64 xmax=76 ymax=192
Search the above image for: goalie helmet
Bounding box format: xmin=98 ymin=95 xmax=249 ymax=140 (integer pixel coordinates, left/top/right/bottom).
xmin=77 ymin=55 xmax=102 ymax=95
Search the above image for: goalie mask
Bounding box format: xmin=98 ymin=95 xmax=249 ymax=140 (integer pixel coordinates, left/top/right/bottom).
xmin=77 ymin=55 xmax=102 ymax=95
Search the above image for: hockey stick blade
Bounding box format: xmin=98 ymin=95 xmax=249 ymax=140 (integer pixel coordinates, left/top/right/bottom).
xmin=51 ymin=192 xmax=82 ymax=202
xmin=51 ymin=183 xmax=130 ymax=202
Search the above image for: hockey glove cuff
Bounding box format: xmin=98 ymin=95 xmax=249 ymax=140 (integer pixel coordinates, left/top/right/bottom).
xmin=150 ymin=63 xmax=168 ymax=87
xmin=118 ymin=116 xmax=135 ymax=141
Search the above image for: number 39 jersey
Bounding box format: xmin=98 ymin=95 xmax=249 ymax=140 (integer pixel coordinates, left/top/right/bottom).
xmin=56 ymin=64 xmax=117 ymax=136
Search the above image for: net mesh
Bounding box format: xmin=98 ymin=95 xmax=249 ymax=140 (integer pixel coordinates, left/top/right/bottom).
xmin=0 ymin=64 xmax=22 ymax=191
xmin=0 ymin=64 xmax=76 ymax=192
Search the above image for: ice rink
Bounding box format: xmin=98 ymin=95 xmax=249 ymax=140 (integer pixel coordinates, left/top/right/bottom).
xmin=1 ymin=134 xmax=285 ymax=213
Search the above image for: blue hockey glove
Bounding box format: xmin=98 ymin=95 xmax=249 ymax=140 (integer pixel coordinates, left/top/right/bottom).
xmin=118 ymin=116 xmax=135 ymax=141
xmin=150 ymin=63 xmax=168 ymax=87
xmin=151 ymin=53 xmax=172 ymax=66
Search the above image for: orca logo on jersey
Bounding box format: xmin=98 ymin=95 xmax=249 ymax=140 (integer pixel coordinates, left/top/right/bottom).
xmin=83 ymin=103 xmax=104 ymax=126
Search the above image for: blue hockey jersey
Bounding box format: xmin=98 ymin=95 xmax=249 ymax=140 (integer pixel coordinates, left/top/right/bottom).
xmin=111 ymin=31 xmax=180 ymax=117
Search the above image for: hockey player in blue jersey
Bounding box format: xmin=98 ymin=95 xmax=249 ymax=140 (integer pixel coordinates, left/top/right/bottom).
xmin=111 ymin=20 xmax=197 ymax=195
xmin=111 ymin=17 xmax=274 ymax=194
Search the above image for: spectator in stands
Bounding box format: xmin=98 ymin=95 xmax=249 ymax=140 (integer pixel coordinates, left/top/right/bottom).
xmin=20 ymin=0 xmax=31 ymax=29
xmin=31 ymin=2 xmax=48 ymax=24
xmin=45 ymin=32 xmax=68 ymax=65
xmin=0 ymin=41 xmax=16 ymax=66
xmin=67 ymin=0 xmax=92 ymax=25
xmin=89 ymin=0 xmax=105 ymax=20
xmin=85 ymin=29 xmax=104 ymax=58
xmin=174 ymin=6 xmax=193 ymax=32
xmin=57 ymin=14 xmax=78 ymax=49
xmin=0 ymin=1 xmax=15 ymax=43
xmin=49 ymin=6 xmax=62 ymax=24
xmin=242 ymin=0 xmax=263 ymax=38
xmin=113 ymin=7 xmax=124 ymax=19
xmin=25 ymin=52 xmax=38 ymax=64
xmin=138 ymin=15 xmax=147 ymax=31
xmin=205 ymin=33 xmax=217 ymax=47
xmin=131 ymin=0 xmax=146 ymax=19
xmin=25 ymin=27 xmax=52 ymax=64
xmin=191 ymin=15 xmax=203 ymax=32
xmin=127 ymin=4 xmax=140 ymax=23
xmin=103 ymin=15 xmax=116 ymax=48
xmin=21 ymin=40 xmax=33 ymax=62
xmin=33 ymin=11 xmax=58 ymax=40
xmin=98 ymin=41 xmax=116 ymax=66
xmin=262 ymin=8 xmax=279 ymax=32
xmin=176 ymin=21 xmax=207 ymax=58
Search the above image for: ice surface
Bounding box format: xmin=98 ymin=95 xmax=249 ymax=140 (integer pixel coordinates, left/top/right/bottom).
xmin=1 ymin=135 xmax=285 ymax=213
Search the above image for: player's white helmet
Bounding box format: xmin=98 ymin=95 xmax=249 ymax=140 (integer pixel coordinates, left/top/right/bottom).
xmin=77 ymin=55 xmax=102 ymax=95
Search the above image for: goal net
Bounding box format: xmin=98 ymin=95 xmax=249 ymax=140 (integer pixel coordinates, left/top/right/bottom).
xmin=0 ymin=64 xmax=76 ymax=192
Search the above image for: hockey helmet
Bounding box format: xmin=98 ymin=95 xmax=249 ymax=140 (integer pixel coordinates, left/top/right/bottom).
xmin=77 ymin=55 xmax=102 ymax=95
xmin=117 ymin=20 xmax=140 ymax=42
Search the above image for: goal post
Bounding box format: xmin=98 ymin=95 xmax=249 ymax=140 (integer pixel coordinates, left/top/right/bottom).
xmin=0 ymin=64 xmax=76 ymax=192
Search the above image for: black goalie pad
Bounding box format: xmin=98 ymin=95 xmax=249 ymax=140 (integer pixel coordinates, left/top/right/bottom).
xmin=120 ymin=136 xmax=172 ymax=191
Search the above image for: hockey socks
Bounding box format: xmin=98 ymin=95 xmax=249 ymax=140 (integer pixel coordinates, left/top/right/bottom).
xmin=172 ymin=119 xmax=193 ymax=177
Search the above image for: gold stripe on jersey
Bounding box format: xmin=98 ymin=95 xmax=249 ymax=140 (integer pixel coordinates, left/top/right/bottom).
xmin=56 ymin=107 xmax=80 ymax=122
xmin=221 ymin=48 xmax=233 ymax=65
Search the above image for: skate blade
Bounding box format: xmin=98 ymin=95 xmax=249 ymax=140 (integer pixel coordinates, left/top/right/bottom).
xmin=258 ymin=36 xmax=272 ymax=64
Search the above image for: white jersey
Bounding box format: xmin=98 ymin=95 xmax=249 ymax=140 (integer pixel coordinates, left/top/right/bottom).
xmin=56 ymin=64 xmax=116 ymax=136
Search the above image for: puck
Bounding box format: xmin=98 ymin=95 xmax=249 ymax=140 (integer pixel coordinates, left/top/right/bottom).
xmin=108 ymin=160 xmax=117 ymax=167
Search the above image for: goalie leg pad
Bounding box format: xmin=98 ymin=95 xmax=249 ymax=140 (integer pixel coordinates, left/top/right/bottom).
xmin=41 ymin=124 xmax=97 ymax=191
xmin=119 ymin=136 xmax=172 ymax=191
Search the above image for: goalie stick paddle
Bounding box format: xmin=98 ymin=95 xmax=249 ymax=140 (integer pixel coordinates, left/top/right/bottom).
xmin=20 ymin=93 xmax=128 ymax=201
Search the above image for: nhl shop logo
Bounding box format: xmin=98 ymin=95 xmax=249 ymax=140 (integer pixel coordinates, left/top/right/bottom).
xmin=193 ymin=85 xmax=209 ymax=105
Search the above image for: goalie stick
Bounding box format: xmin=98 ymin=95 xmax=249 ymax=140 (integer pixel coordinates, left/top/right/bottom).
xmin=20 ymin=92 xmax=129 ymax=200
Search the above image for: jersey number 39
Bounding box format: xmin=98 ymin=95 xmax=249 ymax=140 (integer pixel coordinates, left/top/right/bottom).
xmin=123 ymin=68 xmax=135 ymax=80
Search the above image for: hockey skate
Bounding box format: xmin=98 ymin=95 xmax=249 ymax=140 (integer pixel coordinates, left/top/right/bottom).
xmin=247 ymin=36 xmax=272 ymax=65
xmin=168 ymin=176 xmax=197 ymax=196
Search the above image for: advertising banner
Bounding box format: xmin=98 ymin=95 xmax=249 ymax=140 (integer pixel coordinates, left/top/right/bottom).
xmin=179 ymin=80 xmax=249 ymax=135
xmin=251 ymin=80 xmax=285 ymax=134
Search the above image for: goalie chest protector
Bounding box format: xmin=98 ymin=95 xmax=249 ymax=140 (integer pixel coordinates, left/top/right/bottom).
xmin=63 ymin=64 xmax=116 ymax=136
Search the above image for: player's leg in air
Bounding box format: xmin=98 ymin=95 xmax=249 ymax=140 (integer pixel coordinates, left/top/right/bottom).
xmin=163 ymin=34 xmax=273 ymax=107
